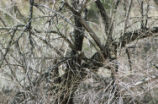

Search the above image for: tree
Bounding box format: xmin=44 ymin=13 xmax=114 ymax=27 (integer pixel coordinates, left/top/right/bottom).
xmin=0 ymin=0 xmax=158 ymax=104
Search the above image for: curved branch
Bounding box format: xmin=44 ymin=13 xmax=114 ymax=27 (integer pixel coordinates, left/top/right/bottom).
xmin=95 ymin=0 xmax=110 ymax=31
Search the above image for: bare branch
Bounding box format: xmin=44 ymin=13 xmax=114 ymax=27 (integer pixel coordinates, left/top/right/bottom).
xmin=79 ymin=18 xmax=104 ymax=53
xmin=95 ymin=0 xmax=110 ymax=31
xmin=123 ymin=0 xmax=133 ymax=33
xmin=119 ymin=27 xmax=158 ymax=47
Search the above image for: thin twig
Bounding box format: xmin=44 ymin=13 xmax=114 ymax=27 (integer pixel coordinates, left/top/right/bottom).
xmin=140 ymin=1 xmax=145 ymax=29
xmin=123 ymin=0 xmax=133 ymax=33
xmin=126 ymin=48 xmax=132 ymax=71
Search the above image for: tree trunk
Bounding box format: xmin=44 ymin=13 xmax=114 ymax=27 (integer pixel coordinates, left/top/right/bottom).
xmin=56 ymin=1 xmax=86 ymax=104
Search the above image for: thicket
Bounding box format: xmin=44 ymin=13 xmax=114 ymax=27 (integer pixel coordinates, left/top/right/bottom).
xmin=0 ymin=0 xmax=158 ymax=104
